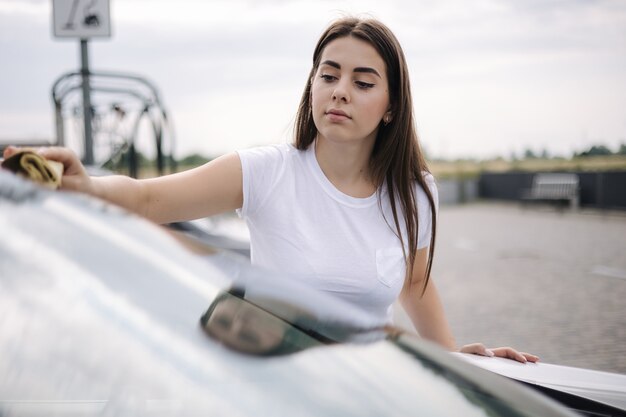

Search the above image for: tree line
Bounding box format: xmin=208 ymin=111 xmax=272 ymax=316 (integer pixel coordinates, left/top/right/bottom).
xmin=519 ymin=143 xmax=626 ymax=160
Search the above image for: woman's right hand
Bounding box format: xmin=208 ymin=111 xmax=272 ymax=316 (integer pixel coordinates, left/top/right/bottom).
xmin=459 ymin=343 xmax=539 ymax=364
xmin=3 ymin=146 xmax=94 ymax=195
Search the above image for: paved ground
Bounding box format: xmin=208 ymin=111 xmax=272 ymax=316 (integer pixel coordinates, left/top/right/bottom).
xmin=394 ymin=202 xmax=626 ymax=375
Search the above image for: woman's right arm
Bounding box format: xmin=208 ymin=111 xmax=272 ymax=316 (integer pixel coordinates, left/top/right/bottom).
xmin=4 ymin=146 xmax=243 ymax=224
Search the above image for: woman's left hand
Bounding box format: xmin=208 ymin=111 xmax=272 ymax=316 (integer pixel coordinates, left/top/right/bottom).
xmin=459 ymin=343 xmax=539 ymax=363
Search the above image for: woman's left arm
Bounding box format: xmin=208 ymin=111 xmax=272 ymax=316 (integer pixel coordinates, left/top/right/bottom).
xmin=398 ymin=247 xmax=456 ymax=350
xmin=399 ymin=247 xmax=539 ymax=363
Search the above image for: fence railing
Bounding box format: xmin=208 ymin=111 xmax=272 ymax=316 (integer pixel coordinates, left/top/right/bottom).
xmin=478 ymin=171 xmax=626 ymax=210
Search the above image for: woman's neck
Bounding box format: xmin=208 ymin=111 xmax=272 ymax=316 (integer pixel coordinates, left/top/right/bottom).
xmin=314 ymin=137 xmax=376 ymax=198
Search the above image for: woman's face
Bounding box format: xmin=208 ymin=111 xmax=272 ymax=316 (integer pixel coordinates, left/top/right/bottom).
xmin=311 ymin=36 xmax=390 ymax=147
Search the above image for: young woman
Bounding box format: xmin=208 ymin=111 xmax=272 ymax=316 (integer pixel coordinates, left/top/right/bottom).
xmin=5 ymin=17 xmax=537 ymax=363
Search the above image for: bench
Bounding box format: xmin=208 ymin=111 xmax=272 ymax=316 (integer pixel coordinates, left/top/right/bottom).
xmin=521 ymin=173 xmax=580 ymax=210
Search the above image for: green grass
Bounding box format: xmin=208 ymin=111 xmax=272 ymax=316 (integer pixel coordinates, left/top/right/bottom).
xmin=429 ymin=155 xmax=626 ymax=180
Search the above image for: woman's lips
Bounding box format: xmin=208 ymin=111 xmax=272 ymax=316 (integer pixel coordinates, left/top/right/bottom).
xmin=326 ymin=109 xmax=351 ymax=122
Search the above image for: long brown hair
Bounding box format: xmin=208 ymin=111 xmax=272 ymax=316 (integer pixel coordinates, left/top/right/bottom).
xmin=293 ymin=17 xmax=437 ymax=294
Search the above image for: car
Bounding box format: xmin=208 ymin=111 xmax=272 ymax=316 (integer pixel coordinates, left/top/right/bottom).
xmin=1 ymin=170 xmax=624 ymax=417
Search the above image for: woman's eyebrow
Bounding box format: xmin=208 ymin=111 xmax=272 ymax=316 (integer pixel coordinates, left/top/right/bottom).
xmin=320 ymin=60 xmax=381 ymax=78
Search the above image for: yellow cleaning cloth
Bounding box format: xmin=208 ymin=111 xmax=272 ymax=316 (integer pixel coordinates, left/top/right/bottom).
xmin=1 ymin=150 xmax=64 ymax=189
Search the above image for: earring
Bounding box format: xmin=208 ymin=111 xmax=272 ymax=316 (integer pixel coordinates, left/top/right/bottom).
xmin=383 ymin=114 xmax=392 ymax=126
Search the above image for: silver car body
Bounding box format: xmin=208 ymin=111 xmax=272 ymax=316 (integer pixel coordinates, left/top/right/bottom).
xmin=0 ymin=171 xmax=615 ymax=416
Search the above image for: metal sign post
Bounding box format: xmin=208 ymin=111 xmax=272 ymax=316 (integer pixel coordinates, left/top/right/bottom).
xmin=79 ymin=39 xmax=93 ymax=165
xmin=52 ymin=0 xmax=111 ymax=165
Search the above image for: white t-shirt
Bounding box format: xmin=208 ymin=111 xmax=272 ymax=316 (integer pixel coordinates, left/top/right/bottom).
xmin=236 ymin=143 xmax=438 ymax=323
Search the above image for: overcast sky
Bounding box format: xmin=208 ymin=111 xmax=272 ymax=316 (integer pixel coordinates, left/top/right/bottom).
xmin=1 ymin=0 xmax=625 ymax=161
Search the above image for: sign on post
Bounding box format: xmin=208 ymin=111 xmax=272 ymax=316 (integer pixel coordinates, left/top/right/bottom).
xmin=52 ymin=0 xmax=111 ymax=164
xmin=52 ymin=0 xmax=111 ymax=39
